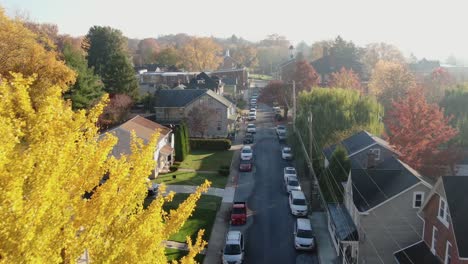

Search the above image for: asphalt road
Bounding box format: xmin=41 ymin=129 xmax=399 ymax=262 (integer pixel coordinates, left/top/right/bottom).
xmin=232 ymin=102 xmax=318 ymax=264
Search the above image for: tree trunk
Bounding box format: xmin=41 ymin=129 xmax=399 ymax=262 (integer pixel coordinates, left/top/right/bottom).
xmin=284 ymin=106 xmax=289 ymax=120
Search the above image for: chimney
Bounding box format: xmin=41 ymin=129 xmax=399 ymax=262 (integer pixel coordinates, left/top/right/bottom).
xmin=367 ymin=151 xmax=376 ymax=169
xmin=289 ymin=45 xmax=295 ymax=59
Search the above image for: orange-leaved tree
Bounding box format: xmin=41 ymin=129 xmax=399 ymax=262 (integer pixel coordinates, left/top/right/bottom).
xmin=329 ymin=67 xmax=362 ymax=92
xmin=385 ymin=87 xmax=459 ymax=177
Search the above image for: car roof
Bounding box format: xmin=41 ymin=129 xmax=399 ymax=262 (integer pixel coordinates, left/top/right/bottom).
xmin=242 ymin=145 xmax=252 ymax=150
xmin=277 ymin=125 xmax=285 ymax=128
xmin=287 ymin=176 xmax=298 ymax=182
xmin=297 ymin=218 xmax=312 ymax=230
xmin=247 ymin=123 xmax=255 ymax=126
xmin=227 ymin=230 xmax=242 ymax=241
xmin=283 ymin=147 xmax=291 ymax=151
xmin=284 ymin=167 xmax=296 ymax=171
xmin=290 ymin=190 xmax=305 ymax=199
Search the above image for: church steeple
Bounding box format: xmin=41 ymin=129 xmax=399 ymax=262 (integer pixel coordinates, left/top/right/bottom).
xmin=225 ymin=49 xmax=230 ymax=57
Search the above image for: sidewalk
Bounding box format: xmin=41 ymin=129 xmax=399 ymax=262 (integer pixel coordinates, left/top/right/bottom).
xmin=165 ymin=185 xmax=225 ymax=198
xmin=310 ymin=211 xmax=339 ymax=264
xmin=203 ymin=122 xmax=244 ymax=264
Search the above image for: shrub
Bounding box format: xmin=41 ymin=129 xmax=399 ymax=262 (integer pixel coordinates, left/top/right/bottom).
xmin=189 ymin=138 xmax=231 ymax=151
xmin=218 ymin=167 xmax=230 ymax=176
xmin=169 ymin=164 xmax=179 ymax=172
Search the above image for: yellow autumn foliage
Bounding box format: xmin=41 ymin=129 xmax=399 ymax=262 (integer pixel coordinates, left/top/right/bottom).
xmin=0 ymin=73 xmax=210 ymax=263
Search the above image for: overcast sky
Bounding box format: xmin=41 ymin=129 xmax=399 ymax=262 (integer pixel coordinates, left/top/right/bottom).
xmin=2 ymin=0 xmax=466 ymax=63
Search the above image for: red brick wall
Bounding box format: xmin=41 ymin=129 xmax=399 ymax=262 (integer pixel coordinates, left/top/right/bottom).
xmin=422 ymin=194 xmax=468 ymax=263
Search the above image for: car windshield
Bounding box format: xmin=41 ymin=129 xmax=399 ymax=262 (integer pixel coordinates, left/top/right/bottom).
xmin=242 ymin=149 xmax=252 ymax=154
xmin=293 ymin=198 xmax=306 ymax=205
xmin=288 ymin=180 xmax=299 ymax=186
xmin=240 ymin=160 xmax=251 ymax=165
xmin=224 ymin=244 xmax=241 ymax=255
xmin=278 ymin=126 xmax=285 ymax=130
xmin=297 ymin=229 xmax=314 ymax=238
xmin=283 ymin=148 xmax=291 ymax=153
xmin=286 ymin=168 xmax=296 ymax=174
xmin=248 ymin=125 xmax=255 ymax=128
xmin=232 ymin=207 xmax=245 ymax=214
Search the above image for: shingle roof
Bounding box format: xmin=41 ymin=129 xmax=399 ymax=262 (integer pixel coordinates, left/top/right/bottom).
xmin=394 ymin=241 xmax=441 ymax=264
xmin=323 ymin=131 xmax=378 ymax=159
xmin=351 ymin=157 xmax=421 ymax=212
xmin=442 ymin=176 xmax=468 ymax=258
xmin=104 ymin=116 xmax=171 ymax=157
xmin=154 ymin=89 xmax=207 ymax=107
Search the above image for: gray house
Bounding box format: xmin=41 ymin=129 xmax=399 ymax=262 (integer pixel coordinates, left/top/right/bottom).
xmin=153 ymin=89 xmax=236 ymax=138
xmin=334 ymin=157 xmax=434 ymax=263
xmin=323 ymin=131 xmax=400 ymax=169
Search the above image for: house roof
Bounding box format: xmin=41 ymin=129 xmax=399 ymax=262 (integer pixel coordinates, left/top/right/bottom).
xmin=104 ymin=116 xmax=171 ymax=157
xmin=188 ymin=72 xmax=219 ymax=90
xmin=154 ymin=89 xmax=207 ymax=107
xmin=351 ymin=157 xmax=421 ymax=212
xmin=442 ymin=176 xmax=468 ymax=258
xmin=154 ymin=89 xmax=232 ymax=109
xmin=327 ymin=203 xmax=359 ymax=241
xmin=323 ymin=131 xmax=398 ymax=161
xmin=394 ymin=241 xmax=441 ymax=264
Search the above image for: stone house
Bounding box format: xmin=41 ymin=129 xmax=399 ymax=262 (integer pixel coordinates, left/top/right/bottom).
xmin=153 ymin=89 xmax=236 ymax=138
xmin=394 ymin=176 xmax=468 ymax=264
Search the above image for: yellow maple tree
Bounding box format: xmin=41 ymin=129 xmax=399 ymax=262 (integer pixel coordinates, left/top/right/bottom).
xmin=0 ymin=73 xmax=210 ymax=263
xmin=180 ymin=37 xmax=222 ymax=71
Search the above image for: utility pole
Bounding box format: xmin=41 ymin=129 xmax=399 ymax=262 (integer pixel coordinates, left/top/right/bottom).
xmin=308 ymin=112 xmax=318 ymax=204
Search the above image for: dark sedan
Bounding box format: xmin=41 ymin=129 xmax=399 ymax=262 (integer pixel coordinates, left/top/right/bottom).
xmin=243 ymin=133 xmax=254 ymax=144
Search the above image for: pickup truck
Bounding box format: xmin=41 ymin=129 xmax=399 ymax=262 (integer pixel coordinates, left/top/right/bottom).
xmin=231 ymin=202 xmax=247 ymax=225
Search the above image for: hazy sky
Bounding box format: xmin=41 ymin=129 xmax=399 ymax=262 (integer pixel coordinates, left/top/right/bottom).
xmin=2 ymin=0 xmax=466 ymax=62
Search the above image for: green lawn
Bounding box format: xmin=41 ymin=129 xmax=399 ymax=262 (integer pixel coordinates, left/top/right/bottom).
xmin=154 ymin=171 xmax=228 ymax=188
xmin=249 ymin=74 xmax=273 ymax=80
xmin=165 ymin=248 xmax=205 ymax=263
xmin=164 ymin=194 xmax=221 ymax=243
xmin=179 ymin=150 xmax=234 ymax=171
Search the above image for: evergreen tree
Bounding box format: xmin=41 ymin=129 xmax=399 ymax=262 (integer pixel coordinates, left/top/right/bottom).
xmin=182 ymin=122 xmax=190 ymax=156
xmin=62 ymin=43 xmax=104 ymax=109
xmin=174 ymin=126 xmax=184 ymax=162
xmin=321 ymin=144 xmax=350 ymax=202
xmin=83 ymin=26 xmax=138 ymax=97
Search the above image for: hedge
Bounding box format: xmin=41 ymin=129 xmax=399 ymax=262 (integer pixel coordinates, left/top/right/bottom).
xmin=189 ymin=138 xmax=232 ymax=151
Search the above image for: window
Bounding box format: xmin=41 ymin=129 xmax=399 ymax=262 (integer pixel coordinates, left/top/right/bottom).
xmin=413 ymin=192 xmax=424 ymax=208
xmin=217 ymin=121 xmax=222 ymax=131
xmin=431 ymin=226 xmax=438 ymax=254
xmin=445 ymin=241 xmax=452 ymax=264
xmin=369 ymin=148 xmax=381 ymax=160
xmin=438 ymin=197 xmax=449 ymax=227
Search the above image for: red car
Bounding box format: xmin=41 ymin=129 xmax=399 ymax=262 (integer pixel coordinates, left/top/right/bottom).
xmin=231 ymin=202 xmax=247 ymax=225
xmin=239 ymin=159 xmax=253 ymax=172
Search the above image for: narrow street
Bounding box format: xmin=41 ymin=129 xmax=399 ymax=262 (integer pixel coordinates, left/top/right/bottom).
xmin=232 ymin=100 xmax=318 ymax=264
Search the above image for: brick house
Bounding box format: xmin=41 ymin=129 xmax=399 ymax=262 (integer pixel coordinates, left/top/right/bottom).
xmin=103 ymin=115 xmax=174 ymax=178
xmin=394 ymin=176 xmax=468 ymax=264
xmin=323 ymin=130 xmax=400 ymax=169
xmin=152 ymin=89 xmax=236 ymax=138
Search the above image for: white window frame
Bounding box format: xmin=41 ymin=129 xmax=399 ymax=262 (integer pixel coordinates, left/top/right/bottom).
xmin=445 ymin=241 xmax=452 ymax=264
xmin=438 ymin=197 xmax=450 ymax=228
xmin=413 ymin=192 xmax=425 ymax=208
xmin=369 ymin=148 xmax=381 ymax=160
xmin=431 ymin=226 xmax=438 ymax=254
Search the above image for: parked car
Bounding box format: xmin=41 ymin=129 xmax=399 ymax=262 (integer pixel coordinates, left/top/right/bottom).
xmin=276 ymin=125 xmax=286 ymax=135
xmin=289 ymin=190 xmax=308 ymax=216
xmin=248 ymin=112 xmax=256 ymax=121
xmin=239 ymin=159 xmax=253 ymax=172
xmin=147 ymin=179 xmax=159 ymax=196
xmin=243 ymin=133 xmax=254 ymax=144
xmin=294 ymin=218 xmax=316 ymax=251
xmin=278 ymin=131 xmax=287 ymax=141
xmin=231 ymin=202 xmax=247 ymax=225
xmin=222 ymin=231 xmax=245 ymax=264
xmin=250 ymin=108 xmax=256 ymax=113
xmin=285 ymin=176 xmax=301 ymax=193
xmin=246 ymin=124 xmax=256 ymax=133
xmin=240 ymin=145 xmax=253 ymax=161
xmin=273 ymin=106 xmax=280 ymax=112
xmin=284 ymin=167 xmax=297 ymax=180
xmin=281 ymin=146 xmax=293 ymax=160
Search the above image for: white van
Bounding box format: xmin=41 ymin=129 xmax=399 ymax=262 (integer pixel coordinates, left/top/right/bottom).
xmin=289 ymin=190 xmax=308 ymax=216
xmin=294 ymin=218 xmax=316 ymax=251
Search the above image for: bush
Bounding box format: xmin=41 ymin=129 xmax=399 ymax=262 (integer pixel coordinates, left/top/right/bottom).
xmin=169 ymin=164 xmax=179 ymax=172
xmin=189 ymin=138 xmax=231 ymax=151
xmin=218 ymin=168 xmax=230 ymax=176
xmin=220 ymin=165 xmax=230 ymax=170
